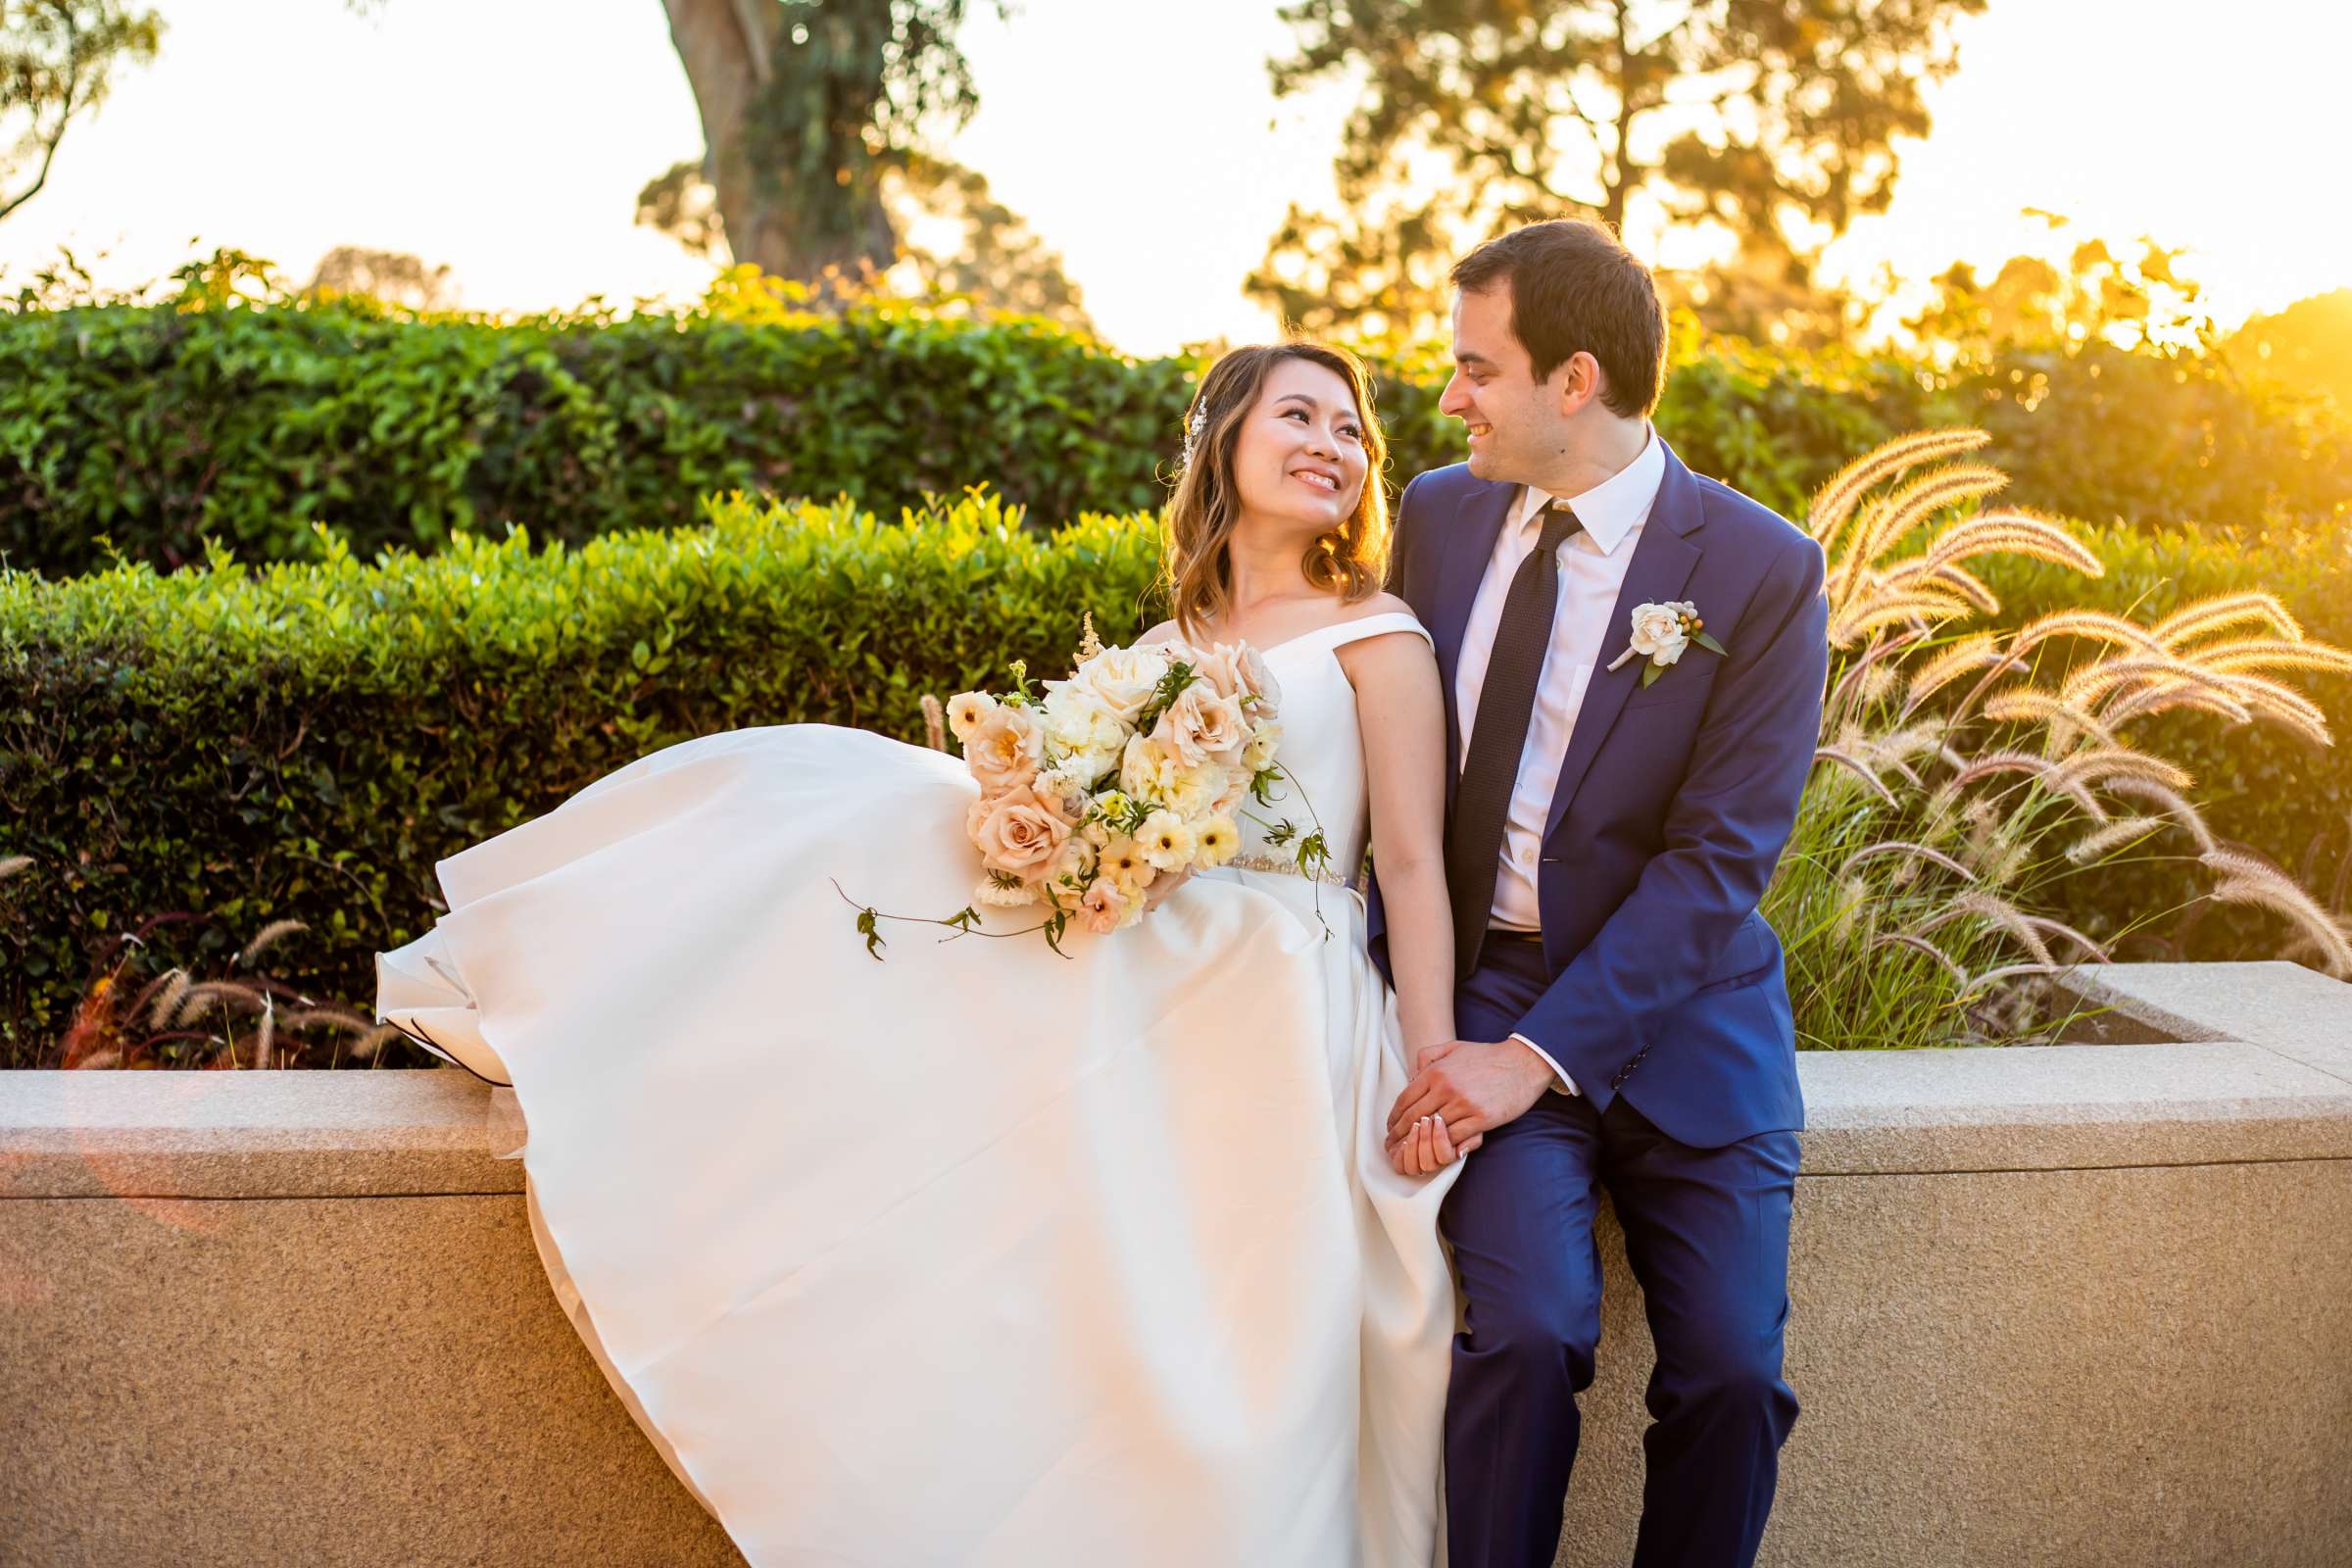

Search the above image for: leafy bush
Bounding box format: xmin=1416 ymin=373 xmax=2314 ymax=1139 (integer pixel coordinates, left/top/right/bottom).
xmin=0 ymin=490 xmax=1163 ymax=1060
xmin=8 ymin=256 xmax=2341 ymax=576
xmin=0 ymin=261 xmax=1192 ymax=575
xmin=8 ymin=449 xmax=2347 ymax=1063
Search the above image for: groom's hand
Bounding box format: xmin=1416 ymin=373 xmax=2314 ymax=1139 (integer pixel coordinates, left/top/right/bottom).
xmin=1386 ymin=1038 xmax=1555 ymax=1150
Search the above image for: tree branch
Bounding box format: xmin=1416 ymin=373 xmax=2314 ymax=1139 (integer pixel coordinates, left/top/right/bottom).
xmin=0 ymin=8 xmax=84 ymax=227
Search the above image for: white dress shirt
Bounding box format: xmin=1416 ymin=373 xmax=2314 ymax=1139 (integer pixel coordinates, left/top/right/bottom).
xmin=1452 ymin=426 xmax=1666 ymax=1095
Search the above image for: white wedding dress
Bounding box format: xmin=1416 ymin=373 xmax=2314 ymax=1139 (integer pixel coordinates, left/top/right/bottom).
xmin=374 ymin=611 xmax=1460 ymax=1567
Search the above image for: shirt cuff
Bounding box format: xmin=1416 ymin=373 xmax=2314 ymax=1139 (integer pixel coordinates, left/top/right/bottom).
xmin=1508 ymin=1033 xmax=1580 ymax=1097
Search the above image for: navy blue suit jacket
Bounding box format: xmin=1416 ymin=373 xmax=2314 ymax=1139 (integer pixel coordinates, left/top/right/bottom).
xmin=1368 ymin=440 xmax=1830 ymax=1149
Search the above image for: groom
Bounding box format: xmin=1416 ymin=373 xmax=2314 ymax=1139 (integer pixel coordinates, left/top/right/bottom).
xmin=1369 ymin=219 xmax=1830 ymax=1567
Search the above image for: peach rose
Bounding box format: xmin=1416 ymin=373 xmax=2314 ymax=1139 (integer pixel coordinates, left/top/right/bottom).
xmin=1196 ymin=641 xmax=1281 ymax=720
xmin=963 ymin=702 xmax=1044 ymax=796
xmin=966 ymin=785 xmax=1070 ymax=881
xmin=1151 ymin=682 xmax=1250 ymax=768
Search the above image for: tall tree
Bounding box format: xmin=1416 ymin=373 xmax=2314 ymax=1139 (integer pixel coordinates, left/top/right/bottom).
xmin=1250 ymin=0 xmax=1984 ymax=339
xmin=655 ymin=0 xmax=1003 ymax=288
xmin=1902 ymin=213 xmax=2212 ymax=368
xmin=306 ymin=245 xmax=456 ymax=311
xmin=0 ymin=0 xmax=162 ymax=222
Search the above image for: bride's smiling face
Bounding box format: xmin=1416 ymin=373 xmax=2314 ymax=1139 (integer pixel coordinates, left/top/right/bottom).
xmin=1229 ymin=359 xmax=1370 ymax=536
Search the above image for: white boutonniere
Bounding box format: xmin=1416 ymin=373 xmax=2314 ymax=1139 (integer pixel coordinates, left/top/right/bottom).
xmin=1606 ymin=600 xmax=1728 ymax=688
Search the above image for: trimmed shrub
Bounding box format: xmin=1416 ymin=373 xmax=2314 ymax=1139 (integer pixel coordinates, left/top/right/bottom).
xmin=0 ymin=492 xmax=1163 ymax=1059
xmin=10 ymin=266 xmax=2339 ymax=577
xmin=8 ymin=477 xmax=2347 ymax=1063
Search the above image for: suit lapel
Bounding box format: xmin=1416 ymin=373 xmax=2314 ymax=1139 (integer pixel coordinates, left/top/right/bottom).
xmin=1540 ymin=442 xmax=1706 ymax=844
xmin=1429 ymin=476 xmax=1518 ymax=777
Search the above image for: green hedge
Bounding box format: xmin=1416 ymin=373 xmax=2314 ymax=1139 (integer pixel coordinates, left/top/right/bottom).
xmin=8 ymin=484 xmax=2347 ymax=1062
xmin=9 ymin=270 xmax=2343 ymax=576
xmin=0 ymin=492 xmax=1164 ymax=1060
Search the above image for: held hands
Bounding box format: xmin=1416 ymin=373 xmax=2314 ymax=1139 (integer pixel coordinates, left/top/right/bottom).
xmin=1384 ymin=1037 xmax=1558 ymax=1176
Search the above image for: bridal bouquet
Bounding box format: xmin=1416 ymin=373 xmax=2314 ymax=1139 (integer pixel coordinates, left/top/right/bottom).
xmin=846 ymin=617 xmax=1329 ymax=956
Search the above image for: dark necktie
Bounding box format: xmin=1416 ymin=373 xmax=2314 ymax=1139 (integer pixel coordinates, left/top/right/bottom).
xmin=1446 ymin=501 xmax=1583 ymax=979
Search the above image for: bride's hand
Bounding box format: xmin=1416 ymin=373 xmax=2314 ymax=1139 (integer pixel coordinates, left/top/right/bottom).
xmin=1390 ymin=1112 xmax=1478 ymax=1177
xmin=1141 ymin=866 xmax=1194 ymax=912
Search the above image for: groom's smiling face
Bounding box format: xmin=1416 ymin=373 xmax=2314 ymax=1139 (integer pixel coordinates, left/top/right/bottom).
xmin=1440 ymin=281 xmax=1583 ymax=485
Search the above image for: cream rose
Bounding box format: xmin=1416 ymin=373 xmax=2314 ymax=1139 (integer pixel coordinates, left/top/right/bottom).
xmin=1627 ymin=602 xmax=1690 ymax=666
xmin=1076 ymin=644 xmax=1172 ymax=722
xmin=1040 ymin=682 xmax=1128 ymax=783
xmin=1118 ymin=733 xmax=1173 ymax=804
xmin=967 ymin=785 xmax=1070 ymax=880
xmin=1152 ymin=682 xmax=1250 ymax=769
xmin=963 ymin=703 xmax=1045 ymax=795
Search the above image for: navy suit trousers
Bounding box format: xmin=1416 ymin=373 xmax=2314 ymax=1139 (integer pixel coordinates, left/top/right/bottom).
xmin=1443 ymin=934 xmax=1801 ymax=1568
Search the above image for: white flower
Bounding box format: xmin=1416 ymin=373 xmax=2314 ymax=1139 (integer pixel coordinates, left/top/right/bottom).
xmin=1137 ymin=809 xmax=1198 ymax=871
xmin=973 ymin=876 xmax=1039 ymax=907
xmin=946 ymin=690 xmax=998 ymax=744
xmin=1040 ymin=684 xmax=1128 ymax=784
xmin=1242 ymin=719 xmax=1282 ymax=773
xmin=1074 ymin=644 xmax=1172 ymax=723
xmin=1626 ymin=602 xmax=1690 ymax=665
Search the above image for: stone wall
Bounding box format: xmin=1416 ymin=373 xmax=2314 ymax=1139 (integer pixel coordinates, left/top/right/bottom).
xmin=5 ymin=962 xmax=2350 ymax=1566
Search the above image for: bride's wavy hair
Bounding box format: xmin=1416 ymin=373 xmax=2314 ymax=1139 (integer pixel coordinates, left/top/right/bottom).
xmin=1161 ymin=342 xmax=1392 ymax=639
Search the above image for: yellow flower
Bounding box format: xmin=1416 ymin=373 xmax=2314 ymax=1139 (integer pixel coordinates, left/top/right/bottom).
xmin=1099 ymin=835 xmax=1157 ymax=893
xmin=1192 ymin=814 xmax=1241 ymax=868
xmin=1137 ymin=809 xmax=1197 ymax=871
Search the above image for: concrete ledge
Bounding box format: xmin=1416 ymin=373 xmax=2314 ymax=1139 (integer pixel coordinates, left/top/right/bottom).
xmin=7 ymin=961 xmax=2352 ymax=1567
xmin=0 ymin=1068 xmax=525 ymax=1200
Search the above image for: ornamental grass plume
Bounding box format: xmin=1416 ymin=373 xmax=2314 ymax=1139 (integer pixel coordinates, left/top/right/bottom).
xmin=1767 ymin=429 xmax=2352 ymax=1050
xmin=30 ymin=874 xmax=401 ymax=1069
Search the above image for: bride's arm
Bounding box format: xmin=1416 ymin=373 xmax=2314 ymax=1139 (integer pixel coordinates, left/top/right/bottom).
xmin=1337 ymin=624 xmax=1455 ymax=1065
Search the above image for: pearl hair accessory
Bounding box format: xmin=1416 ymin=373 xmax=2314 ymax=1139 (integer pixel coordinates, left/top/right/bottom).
xmin=1179 ymin=400 xmax=1207 ymax=470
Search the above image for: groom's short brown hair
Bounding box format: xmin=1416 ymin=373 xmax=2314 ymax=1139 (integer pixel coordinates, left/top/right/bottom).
xmin=1452 ymin=220 xmax=1666 ymax=418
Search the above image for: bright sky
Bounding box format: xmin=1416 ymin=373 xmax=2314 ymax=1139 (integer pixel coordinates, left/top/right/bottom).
xmin=3 ymin=0 xmax=2348 ymax=356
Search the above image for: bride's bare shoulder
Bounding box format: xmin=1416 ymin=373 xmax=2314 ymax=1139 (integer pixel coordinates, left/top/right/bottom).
xmin=1336 ymin=592 xmax=1419 ymax=627
xmin=1133 ymin=618 xmax=1182 ymax=648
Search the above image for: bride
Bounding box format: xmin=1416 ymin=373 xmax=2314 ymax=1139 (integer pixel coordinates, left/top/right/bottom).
xmin=375 ymin=341 xmax=1470 ymax=1566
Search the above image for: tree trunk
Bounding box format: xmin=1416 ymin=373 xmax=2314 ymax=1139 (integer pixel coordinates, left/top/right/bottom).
xmin=661 ymin=0 xmax=793 ymax=276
